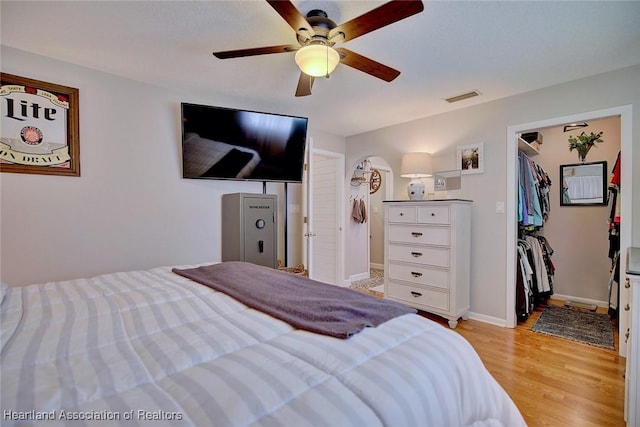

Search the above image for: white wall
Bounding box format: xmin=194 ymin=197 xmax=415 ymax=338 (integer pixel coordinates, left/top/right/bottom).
xmin=346 ymin=64 xmax=640 ymax=323
xmin=0 ymin=46 xmax=345 ymax=285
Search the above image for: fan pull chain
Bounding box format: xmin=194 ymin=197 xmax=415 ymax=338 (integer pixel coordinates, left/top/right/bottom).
xmin=325 ymin=45 xmax=329 ymax=79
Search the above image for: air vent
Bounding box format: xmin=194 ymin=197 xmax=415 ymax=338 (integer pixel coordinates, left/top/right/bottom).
xmin=445 ymin=90 xmax=480 ymax=103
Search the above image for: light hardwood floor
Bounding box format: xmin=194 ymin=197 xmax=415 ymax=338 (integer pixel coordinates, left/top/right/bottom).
xmin=425 ymin=300 xmax=626 ymax=427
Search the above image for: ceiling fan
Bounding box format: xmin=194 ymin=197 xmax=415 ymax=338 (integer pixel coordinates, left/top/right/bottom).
xmin=213 ymin=0 xmax=424 ymax=97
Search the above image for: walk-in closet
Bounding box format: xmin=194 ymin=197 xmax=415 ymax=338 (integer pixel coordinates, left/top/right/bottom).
xmin=515 ymin=116 xmax=621 ymax=336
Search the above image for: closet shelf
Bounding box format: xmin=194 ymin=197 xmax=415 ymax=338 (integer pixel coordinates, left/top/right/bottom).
xmin=518 ymin=137 xmax=540 ymax=156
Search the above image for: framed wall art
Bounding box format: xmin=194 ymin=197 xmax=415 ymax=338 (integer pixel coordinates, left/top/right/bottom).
xmin=0 ymin=73 xmax=80 ymax=176
xmin=456 ymin=143 xmax=484 ymax=175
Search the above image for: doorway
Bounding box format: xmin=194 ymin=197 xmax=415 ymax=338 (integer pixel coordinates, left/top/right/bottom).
xmin=346 ymin=156 xmax=394 ymax=287
xmin=305 ymin=148 xmax=345 ymax=285
xmin=506 ymin=105 xmax=633 ymax=356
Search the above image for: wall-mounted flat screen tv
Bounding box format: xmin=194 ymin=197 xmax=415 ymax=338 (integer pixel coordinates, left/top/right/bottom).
xmin=181 ymin=103 xmax=308 ymax=183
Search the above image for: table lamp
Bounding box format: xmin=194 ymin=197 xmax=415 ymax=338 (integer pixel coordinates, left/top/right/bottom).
xmin=400 ymin=152 xmax=433 ymax=200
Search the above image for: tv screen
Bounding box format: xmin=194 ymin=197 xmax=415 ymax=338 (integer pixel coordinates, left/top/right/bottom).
xmin=181 ymin=103 xmax=308 ymax=183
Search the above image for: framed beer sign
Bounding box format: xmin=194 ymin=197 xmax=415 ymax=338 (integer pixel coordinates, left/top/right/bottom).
xmin=0 ymin=73 xmax=80 ymax=176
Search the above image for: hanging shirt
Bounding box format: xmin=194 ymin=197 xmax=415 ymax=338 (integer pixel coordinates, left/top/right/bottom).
xmin=351 ymin=198 xmax=362 ymax=223
xmin=359 ymin=199 xmax=367 ymax=223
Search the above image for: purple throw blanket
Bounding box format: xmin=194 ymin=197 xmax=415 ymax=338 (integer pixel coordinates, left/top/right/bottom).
xmin=173 ymin=261 xmax=416 ymax=339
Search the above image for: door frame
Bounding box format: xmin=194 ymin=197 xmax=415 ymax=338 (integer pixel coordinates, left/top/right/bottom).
xmin=368 ymin=160 xmax=393 ymax=271
xmin=506 ymin=105 xmax=633 ymax=356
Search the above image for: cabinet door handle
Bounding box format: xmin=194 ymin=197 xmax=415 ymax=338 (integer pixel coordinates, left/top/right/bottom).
xmin=411 ymin=272 xmax=422 ymax=278
xmin=410 ymin=291 xmax=422 ymax=298
xmin=411 ymin=232 xmax=423 ymax=237
xmin=625 ymin=278 xmax=631 ymax=289
xmin=624 ymin=304 xmax=630 ymax=311
xmin=411 ymin=252 xmax=423 ymax=257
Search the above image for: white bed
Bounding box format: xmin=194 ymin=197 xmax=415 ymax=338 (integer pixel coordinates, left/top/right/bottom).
xmin=1 ymin=263 xmax=526 ymax=426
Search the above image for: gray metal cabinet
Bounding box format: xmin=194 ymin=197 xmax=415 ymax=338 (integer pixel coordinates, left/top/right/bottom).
xmin=222 ymin=193 xmax=277 ymax=268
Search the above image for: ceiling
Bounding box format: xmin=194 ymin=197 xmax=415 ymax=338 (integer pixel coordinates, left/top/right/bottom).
xmin=2 ymin=1 xmax=640 ymax=137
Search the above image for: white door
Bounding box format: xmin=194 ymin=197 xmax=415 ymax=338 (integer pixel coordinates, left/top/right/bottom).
xmin=304 ymin=149 xmax=344 ymax=285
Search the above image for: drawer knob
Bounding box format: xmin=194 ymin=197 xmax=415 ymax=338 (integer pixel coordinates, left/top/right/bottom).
xmin=400 ymin=212 xmax=404 ymax=216
xmin=411 ymin=232 xmax=423 ymax=237
xmin=411 ymin=272 xmax=423 ymax=278
xmin=624 ymin=304 xmax=630 ymax=311
xmin=411 ymin=252 xmax=423 ymax=257
xmin=625 ymin=278 xmax=631 ymax=289
xmin=410 ymin=291 xmax=422 ymax=298
xmin=431 ymin=212 xmax=435 ymax=216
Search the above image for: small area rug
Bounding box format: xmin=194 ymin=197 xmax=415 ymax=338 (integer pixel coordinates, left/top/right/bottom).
xmin=349 ymin=269 xmax=384 ymax=294
xmin=532 ymin=305 xmax=614 ymax=349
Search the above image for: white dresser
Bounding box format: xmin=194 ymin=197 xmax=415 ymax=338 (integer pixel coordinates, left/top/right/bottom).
xmin=383 ymin=200 xmax=472 ymax=328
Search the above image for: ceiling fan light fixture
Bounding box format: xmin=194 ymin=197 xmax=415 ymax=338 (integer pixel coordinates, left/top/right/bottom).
xmin=295 ymin=44 xmax=340 ymax=77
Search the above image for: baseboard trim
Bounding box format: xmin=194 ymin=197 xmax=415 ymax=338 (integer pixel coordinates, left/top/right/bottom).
xmin=467 ymin=312 xmax=508 ymax=328
xmin=370 ymin=262 xmax=384 ymax=270
xmin=349 ymin=272 xmax=369 ymax=281
xmin=551 ymin=293 xmax=608 ymax=308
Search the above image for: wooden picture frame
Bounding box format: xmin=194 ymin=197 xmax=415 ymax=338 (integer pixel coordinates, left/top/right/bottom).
xmin=0 ymin=73 xmax=80 ymax=176
xmin=456 ymin=143 xmax=484 ymax=175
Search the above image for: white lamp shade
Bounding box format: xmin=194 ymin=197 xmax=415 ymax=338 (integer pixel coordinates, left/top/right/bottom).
xmin=295 ymin=45 xmax=340 ymax=77
xmin=400 ymin=152 xmax=433 ymax=178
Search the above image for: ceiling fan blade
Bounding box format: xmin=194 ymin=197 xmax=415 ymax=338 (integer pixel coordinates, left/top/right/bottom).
xmin=329 ymin=0 xmax=424 ymax=43
xmin=335 ymin=48 xmax=400 ymax=82
xmin=266 ymin=0 xmax=315 ymax=36
xmin=213 ymin=44 xmax=298 ymax=59
xmin=295 ymin=72 xmax=314 ymax=97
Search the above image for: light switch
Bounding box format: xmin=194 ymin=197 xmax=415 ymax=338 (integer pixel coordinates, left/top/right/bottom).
xmin=496 ymin=201 xmax=504 ymax=214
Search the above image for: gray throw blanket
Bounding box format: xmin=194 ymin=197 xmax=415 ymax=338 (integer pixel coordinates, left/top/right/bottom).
xmin=173 ymin=261 xmax=416 ymax=339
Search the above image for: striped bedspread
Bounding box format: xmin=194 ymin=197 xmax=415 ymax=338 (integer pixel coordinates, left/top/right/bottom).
xmin=1 ymin=264 xmax=526 ymax=426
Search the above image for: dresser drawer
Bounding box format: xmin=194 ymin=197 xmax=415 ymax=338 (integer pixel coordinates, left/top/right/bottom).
xmin=388 ymin=224 xmax=450 ymax=246
xmin=388 ymin=244 xmax=449 ymax=267
xmin=418 ymin=205 xmax=450 ymax=224
xmin=388 ymin=262 xmax=449 ymax=289
xmin=387 ymin=281 xmax=449 ymax=311
xmin=387 ymin=205 xmax=416 ymax=223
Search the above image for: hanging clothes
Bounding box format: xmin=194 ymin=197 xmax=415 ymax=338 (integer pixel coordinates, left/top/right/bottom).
xmin=516 ymin=150 xmax=553 ymax=322
xmin=358 ymin=198 xmax=367 ymax=223
xmin=351 ymin=197 xmax=367 ymax=224
xmin=524 ymin=235 xmax=553 ymax=296
xmin=515 ymin=231 xmax=554 ymax=322
xmin=516 ymin=240 xmax=535 ymax=320
xmin=517 ymin=153 xmax=552 ymax=230
xmin=608 ymin=151 xmax=621 ymax=242
xmin=351 ymin=198 xmax=362 ymax=223
xmin=608 ymin=252 xmax=620 ymax=318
